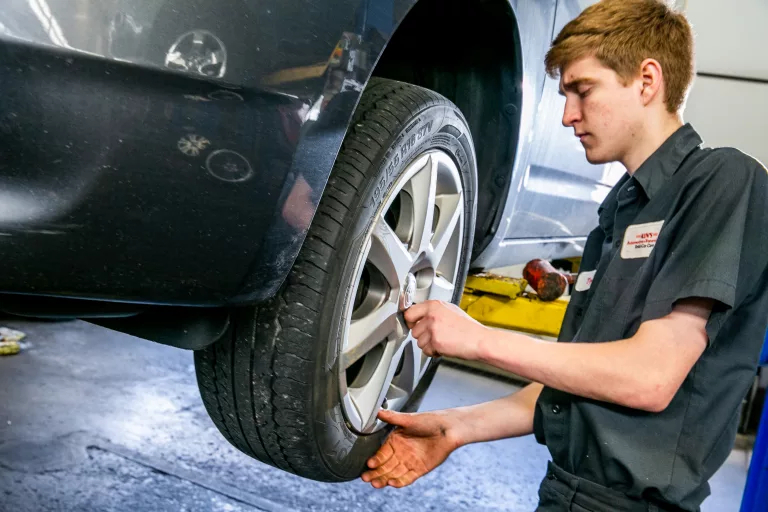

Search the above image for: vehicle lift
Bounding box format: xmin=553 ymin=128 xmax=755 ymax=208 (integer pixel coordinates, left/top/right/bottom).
xmin=459 ymin=258 xmax=575 ymax=338
xmin=458 ymin=259 xmax=768 ymax=512
xmin=453 ymin=259 xmax=573 ymax=377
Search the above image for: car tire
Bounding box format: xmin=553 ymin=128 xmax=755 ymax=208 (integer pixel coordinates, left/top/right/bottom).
xmin=194 ymin=77 xmax=477 ymax=481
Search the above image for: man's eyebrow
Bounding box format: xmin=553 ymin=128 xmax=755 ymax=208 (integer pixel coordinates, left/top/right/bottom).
xmin=558 ymin=77 xmax=597 ymax=96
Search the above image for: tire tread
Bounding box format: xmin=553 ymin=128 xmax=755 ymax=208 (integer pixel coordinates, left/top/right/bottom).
xmin=195 ymin=78 xmax=460 ymax=480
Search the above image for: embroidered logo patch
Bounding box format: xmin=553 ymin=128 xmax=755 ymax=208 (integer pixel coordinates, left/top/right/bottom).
xmin=621 ymin=221 xmax=664 ymax=259
xmin=574 ymin=270 xmax=596 ymax=292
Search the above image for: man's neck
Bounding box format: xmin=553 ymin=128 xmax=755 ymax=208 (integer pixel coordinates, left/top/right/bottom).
xmin=622 ymin=115 xmax=684 ymax=174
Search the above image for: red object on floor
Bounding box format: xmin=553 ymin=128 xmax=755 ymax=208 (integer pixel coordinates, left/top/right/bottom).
xmin=523 ymin=259 xmax=575 ymax=302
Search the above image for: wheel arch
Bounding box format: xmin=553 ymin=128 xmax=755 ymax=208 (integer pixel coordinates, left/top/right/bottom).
xmin=371 ymin=0 xmax=524 ymax=260
xmin=233 ymin=0 xmax=525 ymax=303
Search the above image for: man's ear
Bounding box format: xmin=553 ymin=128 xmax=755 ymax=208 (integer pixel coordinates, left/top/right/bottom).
xmin=639 ymin=58 xmax=664 ymax=106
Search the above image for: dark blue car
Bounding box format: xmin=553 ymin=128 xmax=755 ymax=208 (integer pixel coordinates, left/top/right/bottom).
xmin=0 ymin=0 xmax=618 ymax=480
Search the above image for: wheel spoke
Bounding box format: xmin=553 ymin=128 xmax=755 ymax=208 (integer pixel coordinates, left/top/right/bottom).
xmin=428 ymin=275 xmax=456 ymax=303
xmin=192 ymin=30 xmax=206 ymax=46
xmin=208 ymin=49 xmax=226 ymax=65
xmin=413 ymin=285 xmax=430 ymax=304
xmin=381 ymin=386 xmax=409 ymax=413
xmin=406 ymin=155 xmax=437 ymax=255
xmin=429 ymin=193 xmax=463 ymax=269
xmin=368 ymin=215 xmax=413 ymax=290
xmin=166 ymin=51 xmax=185 ymax=68
xmin=401 ymin=336 xmax=425 ymax=394
xmin=349 ymin=341 xmax=400 ymax=431
xmin=342 ymin=301 xmax=399 ymax=370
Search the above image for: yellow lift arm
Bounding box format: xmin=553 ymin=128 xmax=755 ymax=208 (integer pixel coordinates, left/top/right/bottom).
xmin=460 ymin=273 xmax=568 ymax=338
xmin=449 ymin=272 xmax=569 ymax=379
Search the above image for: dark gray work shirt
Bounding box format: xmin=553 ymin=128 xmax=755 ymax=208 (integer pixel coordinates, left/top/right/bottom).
xmin=533 ymin=124 xmax=768 ymax=511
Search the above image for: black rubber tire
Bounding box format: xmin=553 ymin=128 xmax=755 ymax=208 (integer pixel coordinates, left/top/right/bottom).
xmin=194 ymin=78 xmax=477 ymax=481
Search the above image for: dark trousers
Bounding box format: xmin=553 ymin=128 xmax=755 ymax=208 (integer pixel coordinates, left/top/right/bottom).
xmin=536 ymin=461 xmax=690 ymax=512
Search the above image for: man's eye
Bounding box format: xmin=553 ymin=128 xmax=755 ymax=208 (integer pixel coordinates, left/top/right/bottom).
xmin=578 ymin=88 xmax=591 ymax=98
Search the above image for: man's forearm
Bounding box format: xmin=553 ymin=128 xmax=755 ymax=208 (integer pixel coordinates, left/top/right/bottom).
xmin=474 ymin=309 xmax=707 ymax=412
xmin=478 ymin=332 xmax=645 ymax=407
xmin=448 ymin=382 xmax=543 ymax=446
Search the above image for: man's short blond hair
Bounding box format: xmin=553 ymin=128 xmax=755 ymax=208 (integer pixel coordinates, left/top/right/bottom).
xmin=545 ymin=0 xmax=694 ymax=113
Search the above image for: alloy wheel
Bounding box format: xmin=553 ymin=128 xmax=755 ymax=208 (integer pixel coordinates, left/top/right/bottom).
xmin=339 ymin=150 xmax=465 ymax=434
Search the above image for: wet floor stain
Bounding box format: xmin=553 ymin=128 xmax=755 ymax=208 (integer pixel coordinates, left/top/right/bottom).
xmin=0 ymin=318 xmax=744 ymax=511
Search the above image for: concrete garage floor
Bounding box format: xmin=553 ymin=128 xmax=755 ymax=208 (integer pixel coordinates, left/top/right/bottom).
xmin=0 ymin=319 xmax=749 ymax=511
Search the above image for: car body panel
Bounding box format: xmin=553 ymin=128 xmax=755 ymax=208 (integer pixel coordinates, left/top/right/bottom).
xmin=471 ymin=0 xmax=622 ymax=270
xmin=0 ymin=0 xmax=617 ymax=307
xmin=0 ymin=0 xmax=379 ymax=305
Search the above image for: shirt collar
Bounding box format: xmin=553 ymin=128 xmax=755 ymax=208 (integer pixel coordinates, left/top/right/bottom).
xmin=596 ymin=124 xmax=701 ymax=234
xmin=632 ymin=123 xmax=702 ymax=200
xmin=597 ymin=172 xmax=630 ymax=234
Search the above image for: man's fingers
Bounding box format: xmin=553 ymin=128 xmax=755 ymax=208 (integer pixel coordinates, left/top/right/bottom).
xmin=380 ymin=410 xmax=442 ymax=437
xmin=367 ymin=462 xmax=409 ymax=488
xmin=415 ymin=332 xmax=431 ymax=352
xmin=369 ymin=462 xmax=403 ymax=489
xmin=361 ymin=466 xmax=392 ymax=484
xmin=386 ymin=463 xmax=410 ymax=481
xmin=367 ymin=454 xmax=400 ymax=479
xmin=388 ymin=470 xmax=421 ymax=488
xmin=404 ymin=302 xmax=431 ymax=328
xmin=366 ymin=441 xmax=394 ymax=469
xmin=369 ymin=471 xmax=405 ymax=488
xmin=377 ymin=409 xmax=413 ymax=429
xmin=370 ymin=475 xmax=389 ymax=488
xmin=364 ymin=456 xmax=397 ymax=488
xmin=362 ymin=459 xmax=395 ymax=483
xmin=411 ymin=317 xmax=428 ymax=340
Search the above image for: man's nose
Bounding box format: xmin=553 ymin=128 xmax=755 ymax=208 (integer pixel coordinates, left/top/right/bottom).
xmin=562 ymin=99 xmax=581 ymax=127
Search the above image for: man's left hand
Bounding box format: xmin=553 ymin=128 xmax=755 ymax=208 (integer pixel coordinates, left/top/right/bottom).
xmin=404 ymin=300 xmax=489 ymax=361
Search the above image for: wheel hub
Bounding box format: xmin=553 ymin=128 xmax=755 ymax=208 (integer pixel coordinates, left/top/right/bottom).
xmin=399 ymin=273 xmax=417 ymax=312
xmin=165 ymin=30 xmax=227 ymax=78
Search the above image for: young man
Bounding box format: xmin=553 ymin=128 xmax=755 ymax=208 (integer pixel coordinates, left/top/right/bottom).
xmin=360 ymin=1 xmax=768 ymax=510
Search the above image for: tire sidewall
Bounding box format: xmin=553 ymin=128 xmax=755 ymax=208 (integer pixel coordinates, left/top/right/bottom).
xmin=310 ymin=101 xmax=477 ymax=479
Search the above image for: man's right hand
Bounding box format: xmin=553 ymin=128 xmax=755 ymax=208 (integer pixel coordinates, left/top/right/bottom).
xmin=360 ymin=409 xmax=461 ymax=489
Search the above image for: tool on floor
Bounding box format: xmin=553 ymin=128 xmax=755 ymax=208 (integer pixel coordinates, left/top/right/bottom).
xmin=460 ymin=269 xmax=568 ymax=338
xmin=523 ymin=259 xmax=577 ymax=302
xmin=0 ymin=326 xmax=25 ymax=356
xmin=452 ymin=260 xmax=574 ymax=379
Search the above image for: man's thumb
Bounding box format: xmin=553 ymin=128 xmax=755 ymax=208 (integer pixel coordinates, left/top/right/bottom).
xmin=377 ymin=409 xmax=412 ymax=428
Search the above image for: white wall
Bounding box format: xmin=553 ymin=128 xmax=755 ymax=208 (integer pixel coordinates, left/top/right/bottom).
xmin=681 ymin=0 xmax=768 ymax=164
xmin=685 ymin=0 xmax=768 ymax=80
xmin=685 ymin=76 xmax=768 ymax=163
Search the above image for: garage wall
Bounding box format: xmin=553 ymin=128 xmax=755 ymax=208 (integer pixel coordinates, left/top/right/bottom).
xmin=685 ymin=0 xmax=768 ymax=80
xmin=685 ymin=77 xmax=768 ymax=165
xmin=681 ymin=0 xmax=768 ymax=164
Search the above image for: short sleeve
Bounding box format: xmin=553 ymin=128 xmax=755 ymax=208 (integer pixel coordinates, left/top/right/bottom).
xmin=640 ymin=156 xmax=760 ymax=342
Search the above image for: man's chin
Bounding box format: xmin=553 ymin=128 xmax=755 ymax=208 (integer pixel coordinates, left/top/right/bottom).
xmin=584 ymin=150 xmax=610 ymax=165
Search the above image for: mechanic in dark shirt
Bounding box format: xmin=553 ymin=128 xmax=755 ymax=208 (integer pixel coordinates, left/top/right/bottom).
xmin=360 ymin=1 xmax=768 ymax=511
